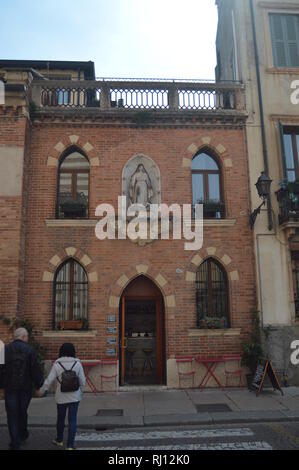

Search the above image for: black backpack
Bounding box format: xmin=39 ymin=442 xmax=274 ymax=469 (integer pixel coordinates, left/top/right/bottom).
xmin=7 ymin=345 xmax=28 ymax=389
xmin=57 ymin=361 xmax=80 ymax=393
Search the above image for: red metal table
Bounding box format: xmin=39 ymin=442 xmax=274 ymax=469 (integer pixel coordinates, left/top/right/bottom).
xmin=195 ymin=356 xmax=224 ymax=390
xmin=81 ymin=360 xmax=102 ymax=395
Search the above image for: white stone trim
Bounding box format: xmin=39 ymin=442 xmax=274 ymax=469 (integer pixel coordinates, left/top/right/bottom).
xmin=83 ymin=142 xmax=94 ymax=153
xmin=49 ymin=255 xmax=62 ymax=267
xmin=109 ymin=295 xmax=120 ymax=308
xmin=88 ymin=272 xmax=98 ymax=283
xmin=69 ymin=135 xmax=79 ymax=144
xmin=117 ymin=274 xmax=129 ymax=288
xmin=191 ymin=254 xmax=203 ymax=267
xmin=80 ymin=254 xmax=92 ymax=267
xmin=42 ymin=271 xmax=54 ymax=282
xmin=188 ymin=328 xmax=241 ymax=337
xmin=45 ymin=220 xmax=97 ymax=227
xmin=185 ymin=271 xmax=196 ymax=282
xmin=54 ymin=142 xmax=66 ymax=153
xmin=47 ymin=156 xmax=58 ymax=167
xmin=136 ymin=264 xmax=149 ymax=274
xmin=65 ymin=247 xmax=77 ymax=257
xmin=42 ymin=330 xmax=97 ymax=338
xmin=187 ymin=143 xmax=198 ymax=154
xmin=155 ymin=274 xmax=168 ymax=288
xmin=230 ymin=271 xmax=240 ymax=281
xmin=166 ymin=295 xmax=176 ymax=308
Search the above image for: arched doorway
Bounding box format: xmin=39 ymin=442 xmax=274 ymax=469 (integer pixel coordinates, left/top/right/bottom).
xmin=119 ymin=275 xmax=165 ymax=386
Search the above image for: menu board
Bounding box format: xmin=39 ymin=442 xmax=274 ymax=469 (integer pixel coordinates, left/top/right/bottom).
xmin=251 ymin=360 xmax=283 ymax=396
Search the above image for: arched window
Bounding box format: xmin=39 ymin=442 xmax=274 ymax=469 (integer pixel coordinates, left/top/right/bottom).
xmin=196 ymin=258 xmax=230 ymax=328
xmin=192 ymin=151 xmax=224 ymax=219
xmin=54 ymin=259 xmax=88 ymax=329
xmin=57 ymin=149 xmax=90 ymax=219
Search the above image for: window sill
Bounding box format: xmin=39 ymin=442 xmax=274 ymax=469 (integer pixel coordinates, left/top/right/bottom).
xmin=46 ymin=219 xmax=97 ymax=227
xmin=266 ymin=67 xmax=299 ymax=75
xmin=188 ymin=328 xmax=241 ymax=337
xmin=187 ymin=219 xmax=236 ymax=227
xmin=42 ymin=330 xmax=97 ymax=338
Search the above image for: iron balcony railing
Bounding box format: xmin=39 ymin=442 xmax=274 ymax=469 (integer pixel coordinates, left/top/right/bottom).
xmin=276 ymin=185 xmax=299 ymax=225
xmin=31 ymin=79 xmax=245 ymax=112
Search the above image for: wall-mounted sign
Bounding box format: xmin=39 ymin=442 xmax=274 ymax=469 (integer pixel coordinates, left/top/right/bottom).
xmin=107 ymin=327 xmax=117 ymax=334
xmin=107 ymin=337 xmax=117 ymax=345
xmin=106 ymin=348 xmax=117 ymax=356
xmin=107 ymin=315 xmax=116 ymax=323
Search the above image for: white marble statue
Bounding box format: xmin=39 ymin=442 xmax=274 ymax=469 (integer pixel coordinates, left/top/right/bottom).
xmin=129 ymin=164 xmax=153 ymax=207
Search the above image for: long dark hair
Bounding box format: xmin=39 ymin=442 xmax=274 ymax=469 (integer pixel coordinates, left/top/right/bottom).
xmin=59 ymin=343 xmax=76 ymax=358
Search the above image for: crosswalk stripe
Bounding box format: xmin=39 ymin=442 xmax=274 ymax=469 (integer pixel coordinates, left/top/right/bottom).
xmin=77 ymin=441 xmax=272 ymax=451
xmin=76 ymin=428 xmax=254 ymax=442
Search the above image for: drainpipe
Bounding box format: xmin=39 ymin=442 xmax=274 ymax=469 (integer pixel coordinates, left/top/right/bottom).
xmin=249 ymin=0 xmax=273 ymax=231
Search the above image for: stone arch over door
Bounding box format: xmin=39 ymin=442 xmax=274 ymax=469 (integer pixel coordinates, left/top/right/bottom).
xmin=108 ymin=264 xmax=176 ymax=315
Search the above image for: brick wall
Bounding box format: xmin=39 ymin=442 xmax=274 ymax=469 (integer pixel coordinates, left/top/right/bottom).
xmin=24 ymin=122 xmax=256 ymax=353
xmin=0 ymin=107 xmax=28 ymax=342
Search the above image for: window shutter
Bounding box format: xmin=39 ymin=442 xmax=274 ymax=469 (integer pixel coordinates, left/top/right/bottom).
xmin=278 ymin=121 xmax=287 ymax=181
xmin=270 ymin=14 xmax=287 ymax=67
xmin=270 ymin=14 xmax=299 ymax=67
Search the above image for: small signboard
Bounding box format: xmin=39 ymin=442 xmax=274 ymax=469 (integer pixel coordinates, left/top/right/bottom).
xmin=251 ymin=360 xmax=283 ymax=396
xmin=107 ymin=327 xmax=117 ymax=334
xmin=107 ymin=315 xmax=116 ymax=323
xmin=106 ymin=348 xmax=117 ymax=356
xmin=107 ymin=337 xmax=117 ymax=345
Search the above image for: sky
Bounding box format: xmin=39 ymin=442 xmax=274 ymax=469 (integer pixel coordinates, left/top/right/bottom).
xmin=0 ymin=0 xmax=218 ymax=80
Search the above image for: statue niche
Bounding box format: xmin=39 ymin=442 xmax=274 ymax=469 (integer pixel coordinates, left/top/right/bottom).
xmin=122 ymin=155 xmax=161 ymax=209
xmin=129 ymin=164 xmax=153 ymax=207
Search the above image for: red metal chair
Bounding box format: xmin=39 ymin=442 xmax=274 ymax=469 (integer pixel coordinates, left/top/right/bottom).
xmin=223 ymin=355 xmax=243 ymax=387
xmin=100 ymin=359 xmax=118 ymax=392
xmin=175 ymin=356 xmax=195 ymax=388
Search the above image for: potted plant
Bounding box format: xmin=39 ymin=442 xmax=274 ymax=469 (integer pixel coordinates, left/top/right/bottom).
xmin=199 ymin=316 xmax=227 ymax=329
xmin=59 ymin=192 xmax=88 ymax=218
xmin=59 ymin=319 xmax=83 ymax=330
xmin=241 ymin=311 xmax=264 ymax=388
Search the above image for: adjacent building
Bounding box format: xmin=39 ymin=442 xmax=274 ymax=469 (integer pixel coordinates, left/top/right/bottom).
xmin=216 ymin=0 xmax=299 ymax=383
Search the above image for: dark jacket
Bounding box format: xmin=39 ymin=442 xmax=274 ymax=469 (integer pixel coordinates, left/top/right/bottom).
xmin=1 ymin=340 xmax=44 ymax=392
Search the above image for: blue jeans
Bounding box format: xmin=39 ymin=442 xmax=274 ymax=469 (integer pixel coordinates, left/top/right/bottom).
xmin=5 ymin=390 xmax=32 ymax=450
xmin=56 ymin=402 xmax=79 ymax=448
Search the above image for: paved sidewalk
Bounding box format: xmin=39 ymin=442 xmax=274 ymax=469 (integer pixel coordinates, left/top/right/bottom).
xmin=1 ymin=386 xmax=299 ymax=429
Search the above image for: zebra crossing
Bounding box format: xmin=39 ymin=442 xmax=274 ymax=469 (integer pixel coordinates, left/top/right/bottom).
xmin=75 ymin=427 xmax=273 ymax=450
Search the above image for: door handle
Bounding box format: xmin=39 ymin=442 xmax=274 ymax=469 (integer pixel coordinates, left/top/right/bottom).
xmin=121 ymin=337 xmax=128 ymax=349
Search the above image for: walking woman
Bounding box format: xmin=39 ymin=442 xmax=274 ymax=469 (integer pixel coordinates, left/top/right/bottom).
xmin=40 ymin=343 xmax=86 ymax=450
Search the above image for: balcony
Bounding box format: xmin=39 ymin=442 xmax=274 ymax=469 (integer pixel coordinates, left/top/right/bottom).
xmin=31 ymin=78 xmax=246 ymax=116
xmin=57 ymin=192 xmax=88 ymax=219
xmin=276 ymin=183 xmax=299 ymax=225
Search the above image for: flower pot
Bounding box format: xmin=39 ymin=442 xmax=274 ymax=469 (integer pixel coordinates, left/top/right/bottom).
xmin=59 ymin=320 xmax=83 ymax=330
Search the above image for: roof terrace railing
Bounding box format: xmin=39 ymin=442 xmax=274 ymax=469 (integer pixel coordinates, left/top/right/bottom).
xmin=31 ymin=79 xmax=245 ymax=112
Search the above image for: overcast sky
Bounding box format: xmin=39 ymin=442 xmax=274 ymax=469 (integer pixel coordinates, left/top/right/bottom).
xmin=0 ymin=0 xmax=218 ymax=80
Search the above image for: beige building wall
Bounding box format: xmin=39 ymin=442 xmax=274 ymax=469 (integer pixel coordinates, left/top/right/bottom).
xmin=216 ymin=0 xmax=299 ymax=381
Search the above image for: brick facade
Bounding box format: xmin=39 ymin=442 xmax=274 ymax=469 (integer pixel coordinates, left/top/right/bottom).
xmin=0 ymin=72 xmax=256 ymax=389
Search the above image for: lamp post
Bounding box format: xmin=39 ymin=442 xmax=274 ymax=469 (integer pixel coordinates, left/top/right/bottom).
xmin=250 ymin=172 xmax=272 ymax=229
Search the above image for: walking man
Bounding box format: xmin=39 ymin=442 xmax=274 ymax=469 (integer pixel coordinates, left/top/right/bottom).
xmin=1 ymin=327 xmax=44 ymax=450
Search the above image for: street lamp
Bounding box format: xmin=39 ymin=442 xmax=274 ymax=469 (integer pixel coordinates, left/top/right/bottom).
xmin=250 ymin=172 xmax=272 ymax=229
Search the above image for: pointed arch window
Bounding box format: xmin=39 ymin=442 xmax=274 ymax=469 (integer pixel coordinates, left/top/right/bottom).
xmin=57 ymin=149 xmax=90 ymax=219
xmin=196 ymin=258 xmax=230 ymax=328
xmin=54 ymin=259 xmax=88 ymax=329
xmin=192 ymin=151 xmax=225 ymax=219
